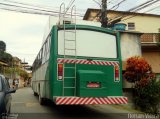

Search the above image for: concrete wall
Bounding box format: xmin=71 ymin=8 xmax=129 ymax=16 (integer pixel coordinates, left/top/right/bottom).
xmin=142 ymin=51 xmax=160 ymax=73
xmin=120 ymin=32 xmax=142 ymax=88
xmin=120 ymin=32 xmax=142 ymax=61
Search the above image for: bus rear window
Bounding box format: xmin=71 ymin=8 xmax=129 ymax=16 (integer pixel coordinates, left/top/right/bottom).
xmin=58 ymin=30 xmax=117 ymax=58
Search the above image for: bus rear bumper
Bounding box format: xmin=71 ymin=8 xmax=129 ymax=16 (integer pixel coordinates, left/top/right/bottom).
xmin=54 ymin=96 xmax=128 ymax=105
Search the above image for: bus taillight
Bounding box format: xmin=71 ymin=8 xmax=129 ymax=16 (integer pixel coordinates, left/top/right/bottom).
xmin=115 ymin=66 xmax=120 ymax=82
xmin=58 ymin=64 xmax=63 ymax=80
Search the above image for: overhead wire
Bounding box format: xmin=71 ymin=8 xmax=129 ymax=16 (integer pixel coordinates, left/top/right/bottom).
xmin=128 ymin=0 xmax=157 ymax=12
xmin=109 ymin=0 xmax=127 ymax=10
xmin=121 ymin=0 xmax=160 ymax=21
xmin=0 ymin=2 xmax=60 ymax=14
xmin=2 ymin=0 xmax=86 ymax=16
xmin=0 ymin=1 xmax=84 ymax=17
xmin=108 ymin=0 xmax=160 ymax=24
xmin=0 ymin=0 xmax=159 ymax=21
xmin=122 ymin=4 xmax=160 ymax=21
xmin=0 ymin=7 xmax=58 ymax=16
xmin=90 ymin=0 xmax=128 ymax=21
xmin=3 ymin=0 xmax=59 ymax=11
xmin=88 ymin=0 xmax=102 ymax=20
xmin=92 ymin=0 xmax=101 ymax=7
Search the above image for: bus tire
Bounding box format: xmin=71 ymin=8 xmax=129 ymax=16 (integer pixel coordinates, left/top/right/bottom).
xmin=33 ymin=92 xmax=37 ymax=96
xmin=39 ymin=94 xmax=45 ymax=105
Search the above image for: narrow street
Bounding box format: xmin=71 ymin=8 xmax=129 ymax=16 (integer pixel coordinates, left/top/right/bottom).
xmin=10 ymin=87 xmax=139 ymax=119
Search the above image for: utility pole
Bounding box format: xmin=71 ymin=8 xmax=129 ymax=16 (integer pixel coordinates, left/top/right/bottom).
xmin=100 ymin=0 xmax=108 ymax=28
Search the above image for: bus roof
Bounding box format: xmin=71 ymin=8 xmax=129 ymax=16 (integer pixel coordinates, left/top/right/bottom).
xmin=42 ymin=16 xmax=101 ymax=44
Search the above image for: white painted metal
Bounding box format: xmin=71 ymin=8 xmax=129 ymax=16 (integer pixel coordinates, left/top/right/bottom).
xmin=58 ymin=30 xmax=117 ymax=58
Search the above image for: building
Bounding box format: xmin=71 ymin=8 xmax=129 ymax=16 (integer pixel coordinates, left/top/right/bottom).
xmin=0 ymin=60 xmax=8 ymax=74
xmin=83 ymin=9 xmax=160 ymax=78
xmin=13 ymin=57 xmax=22 ymax=68
xmin=83 ymin=9 xmax=160 ymax=33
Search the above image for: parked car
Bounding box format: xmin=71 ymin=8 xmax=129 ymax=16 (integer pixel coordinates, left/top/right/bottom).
xmin=0 ymin=74 xmax=16 ymax=116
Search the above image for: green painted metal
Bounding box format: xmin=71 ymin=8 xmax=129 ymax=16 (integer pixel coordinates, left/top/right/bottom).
xmin=45 ymin=25 xmax=122 ymax=100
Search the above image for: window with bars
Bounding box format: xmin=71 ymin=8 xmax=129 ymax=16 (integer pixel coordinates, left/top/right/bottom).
xmin=128 ymin=22 xmax=135 ymax=30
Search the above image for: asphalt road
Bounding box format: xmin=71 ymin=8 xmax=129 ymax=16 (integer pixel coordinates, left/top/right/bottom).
xmin=9 ymin=87 xmax=140 ymax=119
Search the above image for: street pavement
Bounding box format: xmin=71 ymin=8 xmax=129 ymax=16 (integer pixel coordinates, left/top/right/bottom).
xmin=9 ymin=87 xmax=142 ymax=119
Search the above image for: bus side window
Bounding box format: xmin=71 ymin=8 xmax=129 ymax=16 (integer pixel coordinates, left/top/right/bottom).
xmin=46 ymin=36 xmax=51 ymax=61
xmin=42 ymin=42 xmax=47 ymax=64
xmin=38 ymin=50 xmax=42 ymax=66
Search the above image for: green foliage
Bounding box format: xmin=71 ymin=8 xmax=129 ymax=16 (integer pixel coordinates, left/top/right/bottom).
xmin=124 ymin=56 xmax=160 ymax=114
xmin=19 ymin=69 xmax=29 ymax=80
xmin=0 ymin=41 xmax=6 ymax=52
xmin=4 ymin=67 xmax=13 ymax=74
xmin=134 ymin=78 xmax=160 ymax=114
xmin=0 ymin=51 xmax=13 ymax=65
xmin=4 ymin=67 xmax=29 ymax=80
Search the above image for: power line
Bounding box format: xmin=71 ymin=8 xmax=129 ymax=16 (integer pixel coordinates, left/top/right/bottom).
xmin=3 ymin=0 xmax=88 ymax=15
xmin=108 ymin=0 xmax=160 ymax=25
xmin=0 ymin=2 xmax=60 ymax=13
xmin=128 ymin=0 xmax=156 ymax=12
xmin=0 ymin=2 xmax=84 ymax=17
xmin=90 ymin=0 xmax=127 ymax=21
xmin=3 ymin=0 xmax=59 ymax=11
xmin=109 ymin=0 xmax=127 ymax=10
xmin=0 ymin=1 xmax=84 ymax=16
xmin=92 ymin=0 xmax=101 ymax=7
xmin=128 ymin=0 xmax=160 ymax=12
xmin=146 ymin=5 xmax=160 ymax=13
xmin=122 ymin=4 xmax=160 ymax=21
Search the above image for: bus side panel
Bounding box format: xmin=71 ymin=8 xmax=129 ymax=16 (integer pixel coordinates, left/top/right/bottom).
xmin=49 ymin=26 xmax=63 ymax=99
xmin=32 ymin=62 xmax=49 ymax=98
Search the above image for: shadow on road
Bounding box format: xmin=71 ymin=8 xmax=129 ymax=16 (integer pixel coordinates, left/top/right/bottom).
xmin=11 ymin=87 xmax=130 ymax=119
xmin=43 ymin=100 xmax=108 ymax=119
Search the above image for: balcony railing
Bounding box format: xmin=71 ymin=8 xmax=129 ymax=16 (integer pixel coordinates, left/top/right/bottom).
xmin=141 ymin=33 xmax=160 ymax=44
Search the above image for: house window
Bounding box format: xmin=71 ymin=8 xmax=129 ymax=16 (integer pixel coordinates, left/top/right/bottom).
xmin=128 ymin=23 xmax=135 ymax=30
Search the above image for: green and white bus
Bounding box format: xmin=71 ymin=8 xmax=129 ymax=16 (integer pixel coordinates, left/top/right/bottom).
xmin=32 ymin=24 xmax=128 ymax=105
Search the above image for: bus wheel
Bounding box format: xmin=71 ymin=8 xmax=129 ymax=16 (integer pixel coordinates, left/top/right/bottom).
xmin=39 ymin=94 xmax=45 ymax=105
xmin=34 ymin=92 xmax=37 ymax=96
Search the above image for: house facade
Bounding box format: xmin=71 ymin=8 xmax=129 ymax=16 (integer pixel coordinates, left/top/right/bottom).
xmin=83 ymin=9 xmax=160 ymax=33
xmin=83 ymin=9 xmax=160 ymax=79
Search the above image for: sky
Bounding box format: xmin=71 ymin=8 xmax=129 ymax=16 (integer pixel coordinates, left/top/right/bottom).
xmin=0 ymin=0 xmax=159 ymax=65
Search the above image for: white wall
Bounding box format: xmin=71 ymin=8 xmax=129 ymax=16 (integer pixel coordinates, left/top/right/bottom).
xmin=120 ymin=32 xmax=142 ymax=61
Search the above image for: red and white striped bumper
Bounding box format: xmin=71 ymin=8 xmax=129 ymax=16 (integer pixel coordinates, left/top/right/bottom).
xmin=57 ymin=58 xmax=119 ymax=66
xmin=54 ymin=97 xmax=128 ymax=105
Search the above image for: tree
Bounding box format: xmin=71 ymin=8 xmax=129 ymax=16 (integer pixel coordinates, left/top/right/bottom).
xmin=123 ymin=56 xmax=152 ymax=83
xmin=0 ymin=41 xmax=13 ymax=66
xmin=124 ymin=56 xmax=160 ymax=114
xmin=0 ymin=41 xmax=6 ymax=52
xmin=0 ymin=51 xmax=13 ymax=66
xmin=19 ymin=69 xmax=29 ymax=80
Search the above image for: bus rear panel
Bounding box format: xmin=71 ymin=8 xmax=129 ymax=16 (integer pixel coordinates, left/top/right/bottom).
xmin=49 ymin=25 xmax=128 ymax=105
